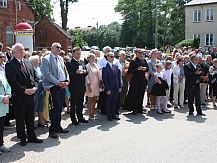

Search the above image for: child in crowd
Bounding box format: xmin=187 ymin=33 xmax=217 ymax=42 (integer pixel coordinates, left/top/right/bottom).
xmin=163 ymin=61 xmax=173 ymax=107
xmin=151 ymin=63 xmax=171 ymax=114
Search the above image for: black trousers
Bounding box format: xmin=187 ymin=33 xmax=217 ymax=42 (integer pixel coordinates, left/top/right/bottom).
xmin=49 ymin=86 xmax=65 ymax=133
xmin=69 ymin=88 xmax=85 ymax=122
xmin=187 ymin=85 xmax=202 ymax=114
xmin=14 ymin=95 xmax=36 ymax=140
xmin=97 ymin=91 xmax=106 ymax=114
xmin=0 ymin=116 xmax=5 ymax=146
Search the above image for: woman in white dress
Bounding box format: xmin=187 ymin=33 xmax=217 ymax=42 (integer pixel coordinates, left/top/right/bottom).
xmin=86 ymin=54 xmax=100 ymax=119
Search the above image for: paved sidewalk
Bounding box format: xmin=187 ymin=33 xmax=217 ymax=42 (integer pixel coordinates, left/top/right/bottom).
xmin=1 ymin=103 xmax=217 ymax=163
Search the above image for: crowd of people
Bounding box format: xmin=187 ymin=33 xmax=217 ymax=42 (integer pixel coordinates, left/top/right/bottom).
xmin=0 ymin=41 xmax=217 ymax=154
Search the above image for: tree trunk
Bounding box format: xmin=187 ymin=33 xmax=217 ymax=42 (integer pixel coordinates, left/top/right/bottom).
xmin=60 ymin=0 xmax=68 ymax=30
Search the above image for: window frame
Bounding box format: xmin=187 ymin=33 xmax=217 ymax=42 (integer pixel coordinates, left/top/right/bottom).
xmin=206 ymin=8 xmax=214 ymax=21
xmin=0 ymin=0 xmax=7 ymax=8
xmin=205 ymin=34 xmax=214 ymax=47
xmin=193 ymin=9 xmax=202 ymax=22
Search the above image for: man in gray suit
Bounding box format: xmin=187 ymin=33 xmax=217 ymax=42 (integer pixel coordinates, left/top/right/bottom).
xmin=41 ymin=43 xmax=69 ymax=139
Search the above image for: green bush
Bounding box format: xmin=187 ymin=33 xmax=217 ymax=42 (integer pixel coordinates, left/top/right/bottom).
xmin=175 ymin=39 xmax=194 ymax=48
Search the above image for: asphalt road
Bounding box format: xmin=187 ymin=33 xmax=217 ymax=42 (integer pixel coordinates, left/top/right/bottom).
xmin=2 ymin=102 xmax=217 ymax=163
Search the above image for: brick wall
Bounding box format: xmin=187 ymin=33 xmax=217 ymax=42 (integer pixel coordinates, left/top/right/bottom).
xmin=35 ymin=20 xmax=71 ymax=53
xmin=0 ymin=0 xmax=35 ymax=49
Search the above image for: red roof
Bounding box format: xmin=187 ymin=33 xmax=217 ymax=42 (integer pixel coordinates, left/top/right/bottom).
xmin=15 ymin=20 xmax=33 ymax=31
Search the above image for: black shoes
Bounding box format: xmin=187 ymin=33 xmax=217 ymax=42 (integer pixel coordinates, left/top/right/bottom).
xmin=49 ymin=132 xmax=58 ymax=139
xmin=197 ymin=113 xmax=206 ymax=116
xmin=112 ymin=117 xmax=120 ymax=120
xmin=20 ymin=139 xmax=27 ymax=146
xmin=71 ymin=121 xmax=79 ymax=125
xmin=188 ymin=112 xmax=194 ymax=116
xmin=28 ymin=138 xmax=43 ymax=143
xmin=20 ymin=137 xmax=43 ymax=146
xmin=38 ymin=123 xmax=46 ymax=128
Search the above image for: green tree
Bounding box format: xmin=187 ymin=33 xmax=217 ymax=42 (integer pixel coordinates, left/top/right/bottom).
xmin=27 ymin=0 xmax=53 ymax=21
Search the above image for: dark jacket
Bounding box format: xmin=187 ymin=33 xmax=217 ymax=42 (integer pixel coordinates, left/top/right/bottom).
xmin=102 ymin=63 xmax=121 ymax=92
xmin=5 ymin=57 xmax=38 ymax=97
xmin=66 ymin=58 xmax=87 ymax=92
xmin=150 ymin=77 xmax=169 ymax=96
xmin=128 ymin=57 xmax=149 ymax=85
xmin=184 ymin=62 xmax=201 ymax=88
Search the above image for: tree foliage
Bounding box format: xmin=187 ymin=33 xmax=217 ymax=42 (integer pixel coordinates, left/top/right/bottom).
xmin=115 ymin=0 xmax=191 ymax=49
xmin=27 ymin=0 xmax=53 ymax=21
xmin=69 ymin=22 xmax=122 ymax=48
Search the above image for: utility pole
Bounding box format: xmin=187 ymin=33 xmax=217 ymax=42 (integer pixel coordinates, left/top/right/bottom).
xmin=96 ymin=21 xmax=99 ymax=47
xmin=155 ymin=0 xmax=158 ymax=48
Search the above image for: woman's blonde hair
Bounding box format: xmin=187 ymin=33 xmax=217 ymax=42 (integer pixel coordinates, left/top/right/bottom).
xmin=87 ymin=53 xmax=95 ymax=61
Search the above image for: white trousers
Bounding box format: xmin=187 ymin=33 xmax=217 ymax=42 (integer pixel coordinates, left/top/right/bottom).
xmin=173 ymin=82 xmax=185 ymax=106
xmin=156 ymin=96 xmax=167 ymax=111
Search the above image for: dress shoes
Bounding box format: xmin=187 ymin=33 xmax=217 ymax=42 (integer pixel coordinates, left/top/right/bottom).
xmin=112 ymin=117 xmax=120 ymax=120
xmin=197 ymin=113 xmax=206 ymax=116
xmin=56 ymin=129 xmax=69 ymax=133
xmin=28 ymin=138 xmax=43 ymax=143
xmin=38 ymin=123 xmax=46 ymax=128
xmin=71 ymin=121 xmax=79 ymax=125
xmin=20 ymin=139 xmax=27 ymax=146
xmin=188 ymin=112 xmax=194 ymax=116
xmin=49 ymin=132 xmax=59 ymax=139
xmin=78 ymin=119 xmax=88 ymax=123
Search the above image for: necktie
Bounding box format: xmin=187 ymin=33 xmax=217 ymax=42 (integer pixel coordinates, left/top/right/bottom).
xmin=112 ymin=64 xmax=115 ymax=73
xmin=20 ymin=61 xmax=27 ymax=74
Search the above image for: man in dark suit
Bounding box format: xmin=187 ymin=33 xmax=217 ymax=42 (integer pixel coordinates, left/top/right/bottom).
xmin=66 ymin=47 xmax=88 ymax=125
xmin=5 ymin=43 xmax=43 ymax=146
xmin=123 ymin=49 xmax=149 ymax=114
xmin=102 ymin=52 xmax=122 ymax=121
xmin=184 ymin=55 xmax=205 ymax=116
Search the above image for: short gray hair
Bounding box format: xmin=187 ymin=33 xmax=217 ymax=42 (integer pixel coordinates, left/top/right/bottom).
xmin=11 ymin=43 xmax=24 ymax=52
xmin=29 ymin=55 xmax=39 ymax=63
xmin=103 ymin=46 xmax=111 ymax=54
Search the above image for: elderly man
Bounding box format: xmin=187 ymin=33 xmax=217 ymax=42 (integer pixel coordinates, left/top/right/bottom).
xmin=5 ymin=43 xmax=43 ymax=146
xmin=41 ymin=43 xmax=69 ymax=139
xmin=184 ymin=55 xmax=205 ymax=116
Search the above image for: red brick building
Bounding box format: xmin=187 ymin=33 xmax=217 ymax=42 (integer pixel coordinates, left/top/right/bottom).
xmin=0 ymin=0 xmax=35 ymax=49
xmin=35 ymin=19 xmax=72 ymax=53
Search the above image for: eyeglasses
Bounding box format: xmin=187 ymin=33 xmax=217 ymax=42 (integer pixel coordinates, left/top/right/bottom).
xmin=56 ymin=46 xmax=63 ymax=50
xmin=109 ymin=56 xmax=114 ymax=58
xmin=0 ymin=56 xmax=5 ymax=59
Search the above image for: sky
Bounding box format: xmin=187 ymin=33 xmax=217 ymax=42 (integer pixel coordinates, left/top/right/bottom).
xmin=52 ymin=0 xmax=123 ymax=29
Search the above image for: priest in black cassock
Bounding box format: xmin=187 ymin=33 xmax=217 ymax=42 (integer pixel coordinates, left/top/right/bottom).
xmin=123 ymin=49 xmax=149 ymax=114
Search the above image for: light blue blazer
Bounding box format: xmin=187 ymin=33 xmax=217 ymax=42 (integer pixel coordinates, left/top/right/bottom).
xmin=0 ymin=73 xmax=11 ymax=117
xmin=40 ymin=53 xmax=69 ymax=90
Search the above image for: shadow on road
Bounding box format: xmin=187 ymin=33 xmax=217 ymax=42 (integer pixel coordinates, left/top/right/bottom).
xmin=186 ymin=115 xmax=207 ymax=123
xmin=122 ymin=112 xmax=148 ymax=124
xmin=146 ymin=109 xmax=175 ymax=121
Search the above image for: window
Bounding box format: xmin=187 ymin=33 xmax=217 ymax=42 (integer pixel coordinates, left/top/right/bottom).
xmin=193 ymin=34 xmax=200 ymax=40
xmin=0 ymin=0 xmax=7 ymax=7
xmin=206 ymin=8 xmax=214 ymax=21
xmin=205 ymin=34 xmax=214 ymax=46
xmin=193 ymin=9 xmax=202 ymax=22
xmin=16 ymin=1 xmax=21 ymax=11
xmin=39 ymin=29 xmax=47 ymax=41
xmin=6 ymin=26 xmax=14 ymax=46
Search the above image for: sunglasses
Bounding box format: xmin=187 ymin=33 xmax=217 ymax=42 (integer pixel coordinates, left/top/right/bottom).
xmin=56 ymin=46 xmax=63 ymax=50
xmin=109 ymin=56 xmax=114 ymax=58
xmin=0 ymin=56 xmax=5 ymax=59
